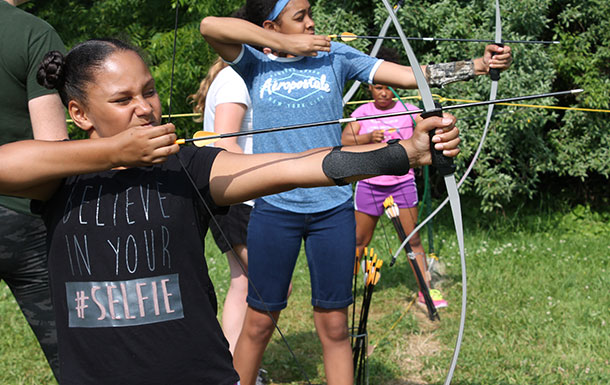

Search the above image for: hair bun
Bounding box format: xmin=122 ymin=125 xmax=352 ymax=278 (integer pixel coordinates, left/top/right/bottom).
xmin=37 ymin=51 xmax=66 ymax=89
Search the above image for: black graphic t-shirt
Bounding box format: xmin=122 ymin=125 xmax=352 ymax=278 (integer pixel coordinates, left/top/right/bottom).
xmin=35 ymin=147 xmax=238 ymax=385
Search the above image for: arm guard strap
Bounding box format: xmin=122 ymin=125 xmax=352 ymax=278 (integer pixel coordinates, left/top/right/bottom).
xmin=426 ymin=60 xmax=475 ymax=88
xmin=322 ymin=139 xmax=410 ymax=186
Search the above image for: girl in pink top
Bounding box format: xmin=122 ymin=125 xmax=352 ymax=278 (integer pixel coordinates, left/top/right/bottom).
xmin=342 ymin=79 xmax=447 ymax=309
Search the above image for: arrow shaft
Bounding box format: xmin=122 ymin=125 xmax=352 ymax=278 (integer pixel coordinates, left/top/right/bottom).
xmin=411 ymin=37 xmax=558 ymax=44
xmin=181 ymin=89 xmax=582 ymax=145
xmin=334 ymin=34 xmax=558 ymax=44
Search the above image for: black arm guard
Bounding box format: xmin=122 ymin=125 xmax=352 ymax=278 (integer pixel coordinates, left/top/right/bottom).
xmin=322 ymin=139 xmax=410 ymax=186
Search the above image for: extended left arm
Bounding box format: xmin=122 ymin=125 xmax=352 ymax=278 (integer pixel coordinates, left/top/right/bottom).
xmin=210 ymin=114 xmax=459 ymax=205
xmin=373 ymin=44 xmax=512 ymax=88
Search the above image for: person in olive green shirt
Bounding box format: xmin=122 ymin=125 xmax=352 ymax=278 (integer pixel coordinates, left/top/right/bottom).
xmin=0 ymin=0 xmax=67 ymax=379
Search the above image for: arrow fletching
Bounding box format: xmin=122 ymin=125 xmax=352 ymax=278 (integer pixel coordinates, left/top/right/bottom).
xmin=191 ymin=131 xmax=219 ymax=147
xmin=372 ymin=260 xmax=383 ymax=285
xmin=330 ymin=32 xmax=396 ymax=42
xmin=338 ymin=32 xmax=357 ymax=42
xmin=175 ymin=131 xmax=220 ymax=147
xmin=354 ymin=248 xmax=361 ymax=275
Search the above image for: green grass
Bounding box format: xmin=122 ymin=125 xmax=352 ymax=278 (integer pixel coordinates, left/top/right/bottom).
xmin=1 ymin=201 xmax=609 ymax=384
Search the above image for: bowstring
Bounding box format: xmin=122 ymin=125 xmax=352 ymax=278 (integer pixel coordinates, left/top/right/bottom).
xmin=352 ymin=102 xmax=428 ymax=278
xmin=330 ymin=0 xmax=405 ymax=265
xmin=324 ymin=0 xmax=389 ymax=355
xmin=333 ymin=0 xmax=440 ymax=315
xmin=167 ymin=3 xmax=312 ymax=383
xmin=336 ymin=0 xmax=427 ymax=334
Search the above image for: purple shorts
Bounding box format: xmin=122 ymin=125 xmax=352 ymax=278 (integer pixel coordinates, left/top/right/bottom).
xmin=354 ymin=179 xmax=418 ymax=216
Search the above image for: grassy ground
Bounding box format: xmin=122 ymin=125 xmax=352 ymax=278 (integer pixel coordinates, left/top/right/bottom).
xmin=1 ymin=201 xmax=608 ymax=384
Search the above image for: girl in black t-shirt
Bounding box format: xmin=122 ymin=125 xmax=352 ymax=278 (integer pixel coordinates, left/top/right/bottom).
xmin=0 ymin=38 xmax=459 ymax=384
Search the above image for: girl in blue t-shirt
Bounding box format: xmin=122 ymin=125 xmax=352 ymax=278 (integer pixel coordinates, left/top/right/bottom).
xmin=201 ymin=1 xmax=511 ymax=383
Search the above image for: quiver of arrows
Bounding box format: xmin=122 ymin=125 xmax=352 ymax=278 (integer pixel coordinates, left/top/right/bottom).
xmin=351 ymin=247 xmax=383 ymax=385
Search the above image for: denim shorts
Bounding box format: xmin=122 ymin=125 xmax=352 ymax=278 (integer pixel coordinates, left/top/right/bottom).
xmin=246 ymin=198 xmax=355 ymax=311
xmin=354 ymin=178 xmax=418 ymax=217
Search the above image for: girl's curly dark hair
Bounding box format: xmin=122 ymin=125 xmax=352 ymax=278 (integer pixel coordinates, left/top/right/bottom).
xmin=37 ymin=38 xmax=142 ymax=107
xmin=245 ymin=0 xmax=280 ymax=26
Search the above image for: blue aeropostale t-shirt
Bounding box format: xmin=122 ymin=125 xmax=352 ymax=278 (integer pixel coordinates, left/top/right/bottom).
xmin=231 ymin=42 xmax=382 ymax=213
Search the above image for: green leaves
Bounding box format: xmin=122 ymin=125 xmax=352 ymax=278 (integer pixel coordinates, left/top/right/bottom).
xmin=368 ymin=0 xmax=606 ymax=212
xmin=30 ymin=0 xmax=243 ymax=138
xmin=25 ymin=0 xmax=608 ymax=211
xmin=548 ymin=0 xmax=610 ymax=184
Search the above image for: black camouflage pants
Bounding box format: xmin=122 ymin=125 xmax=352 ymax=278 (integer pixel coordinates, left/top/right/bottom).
xmin=0 ymin=206 xmax=59 ymax=380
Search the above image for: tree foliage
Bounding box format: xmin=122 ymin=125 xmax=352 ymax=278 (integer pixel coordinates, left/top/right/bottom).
xmin=25 ymin=0 xmax=608 ymax=211
xmin=28 ymin=0 xmax=244 ymax=138
xmin=547 ymin=0 xmax=610 ymax=183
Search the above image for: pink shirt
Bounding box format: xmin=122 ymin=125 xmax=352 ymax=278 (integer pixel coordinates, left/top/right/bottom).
xmin=350 ymin=101 xmax=419 ymax=185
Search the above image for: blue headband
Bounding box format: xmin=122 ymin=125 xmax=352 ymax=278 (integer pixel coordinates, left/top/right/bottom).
xmin=266 ymin=0 xmax=291 ymax=22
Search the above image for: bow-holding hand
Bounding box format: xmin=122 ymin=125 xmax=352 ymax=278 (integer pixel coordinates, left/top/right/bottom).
xmin=475 ymin=44 xmax=513 ymax=75
xmin=401 ymin=113 xmax=459 ymax=168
